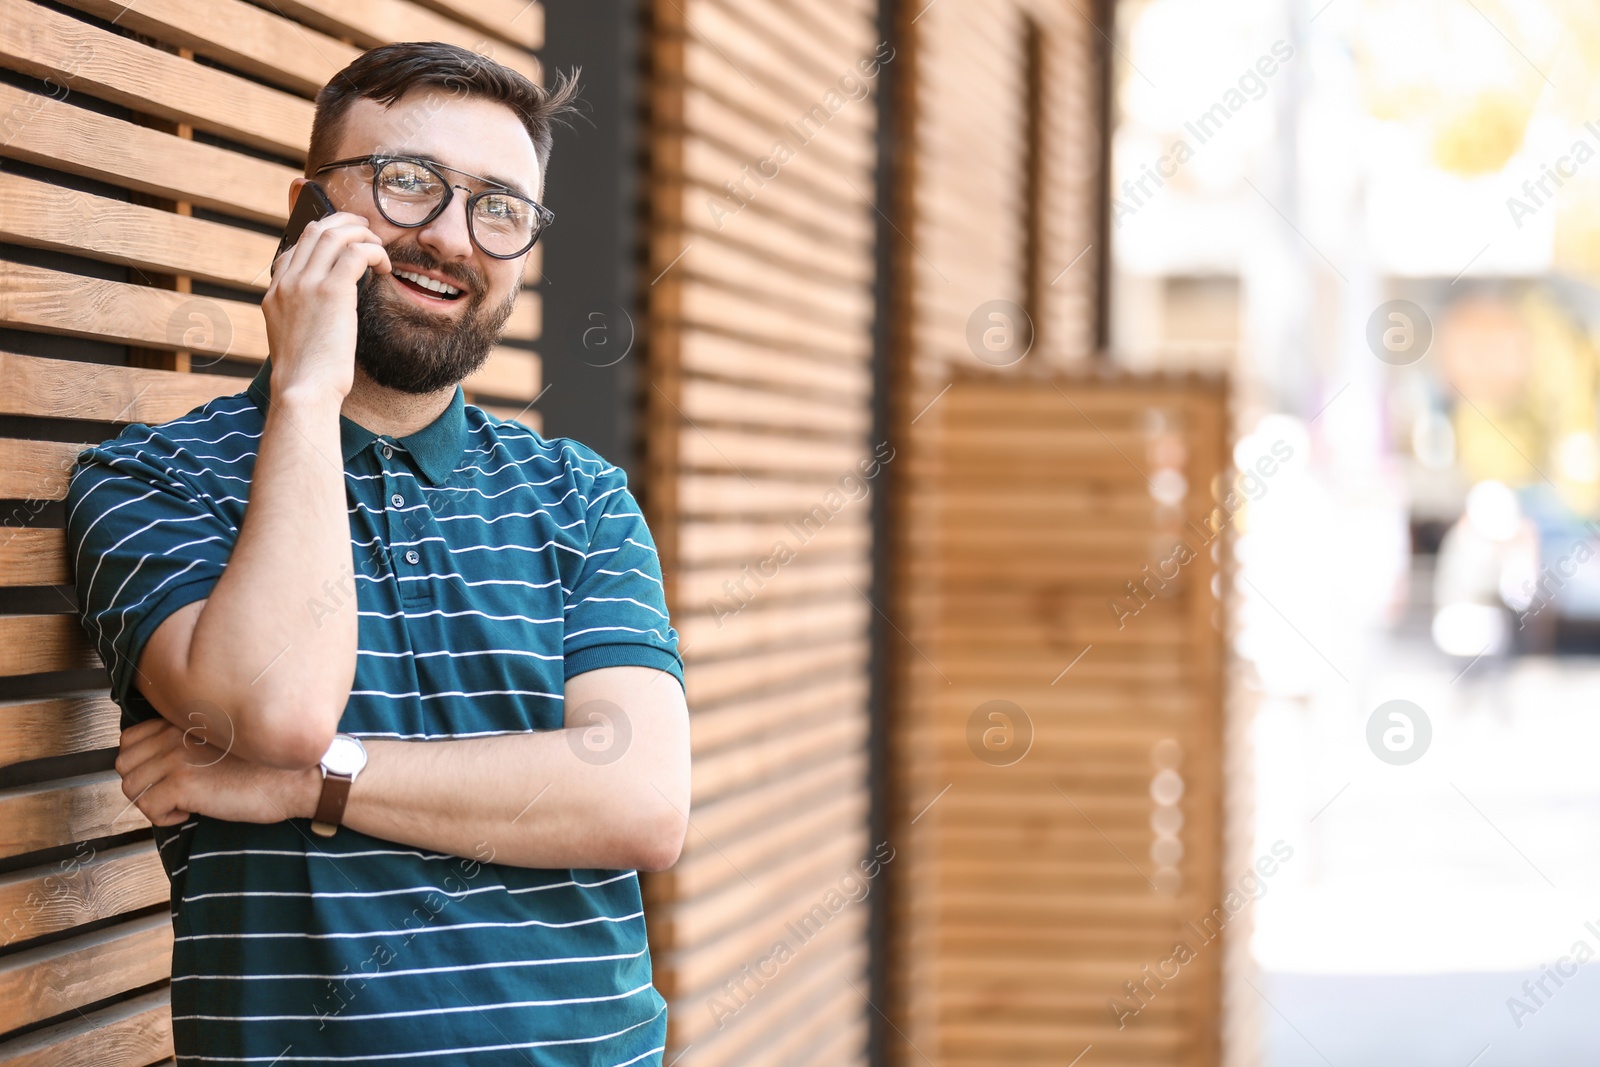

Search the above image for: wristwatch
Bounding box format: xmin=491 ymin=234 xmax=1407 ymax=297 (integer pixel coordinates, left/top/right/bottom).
xmin=311 ymin=733 xmax=368 ymax=838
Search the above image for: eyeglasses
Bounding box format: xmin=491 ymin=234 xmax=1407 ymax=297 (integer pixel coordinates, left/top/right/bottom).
xmin=313 ymin=154 xmax=553 ymax=259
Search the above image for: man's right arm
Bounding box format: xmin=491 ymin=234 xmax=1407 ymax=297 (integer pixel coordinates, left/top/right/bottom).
xmin=135 ymin=212 xmax=391 ymax=769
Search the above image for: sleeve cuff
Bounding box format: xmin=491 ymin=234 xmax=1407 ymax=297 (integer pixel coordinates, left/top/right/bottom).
xmin=564 ymin=642 xmax=686 ymax=692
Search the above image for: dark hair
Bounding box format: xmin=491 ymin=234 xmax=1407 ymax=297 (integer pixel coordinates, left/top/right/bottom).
xmin=307 ymin=41 xmax=581 ymax=178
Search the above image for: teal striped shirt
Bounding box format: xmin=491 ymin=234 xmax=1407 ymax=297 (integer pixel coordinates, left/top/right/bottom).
xmin=65 ymin=358 xmax=684 ymax=1065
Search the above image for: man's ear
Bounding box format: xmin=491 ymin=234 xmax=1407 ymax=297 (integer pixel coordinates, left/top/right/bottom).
xmin=287 ymin=176 xmax=310 ymax=218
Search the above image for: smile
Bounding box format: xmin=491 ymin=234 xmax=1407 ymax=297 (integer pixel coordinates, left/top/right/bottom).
xmin=393 ymin=269 xmax=464 ymax=300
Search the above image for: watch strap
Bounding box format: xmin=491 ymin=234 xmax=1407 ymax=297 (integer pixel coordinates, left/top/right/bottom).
xmin=311 ymin=772 xmax=354 ymax=837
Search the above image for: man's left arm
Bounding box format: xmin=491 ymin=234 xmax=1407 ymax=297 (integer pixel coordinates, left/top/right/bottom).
xmin=116 ymin=663 xmax=690 ymax=870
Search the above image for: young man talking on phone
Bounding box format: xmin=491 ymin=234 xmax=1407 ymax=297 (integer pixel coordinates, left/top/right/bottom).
xmin=64 ymin=42 xmax=689 ymax=1065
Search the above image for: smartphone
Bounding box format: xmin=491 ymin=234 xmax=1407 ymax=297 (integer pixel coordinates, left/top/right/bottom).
xmin=272 ymin=181 xmax=335 ymax=273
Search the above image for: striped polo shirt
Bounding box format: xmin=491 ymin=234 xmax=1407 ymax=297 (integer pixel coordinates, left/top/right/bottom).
xmin=65 ymin=357 xmax=684 ymax=1066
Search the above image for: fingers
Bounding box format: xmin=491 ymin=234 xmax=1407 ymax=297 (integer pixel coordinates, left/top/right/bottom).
xmin=270 ymin=212 xmax=375 ymax=290
xmin=116 ymin=719 xmax=181 ymax=777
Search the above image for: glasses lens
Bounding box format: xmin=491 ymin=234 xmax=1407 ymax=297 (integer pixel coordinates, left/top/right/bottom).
xmin=470 ymin=193 xmax=540 ymax=257
xmin=374 ymin=159 xmax=446 ymax=225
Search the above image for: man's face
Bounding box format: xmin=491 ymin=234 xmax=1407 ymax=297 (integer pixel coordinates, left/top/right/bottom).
xmin=300 ymin=91 xmax=543 ymax=394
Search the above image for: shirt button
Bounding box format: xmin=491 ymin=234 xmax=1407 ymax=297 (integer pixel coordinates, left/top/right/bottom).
xmin=382 ymin=445 xmax=394 ymax=459
xmin=404 ymin=549 xmax=420 ymax=565
xmin=391 ymin=493 xmax=405 ymax=508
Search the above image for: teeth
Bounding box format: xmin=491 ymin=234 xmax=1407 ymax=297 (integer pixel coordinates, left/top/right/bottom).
xmin=395 ymin=269 xmax=461 ymax=297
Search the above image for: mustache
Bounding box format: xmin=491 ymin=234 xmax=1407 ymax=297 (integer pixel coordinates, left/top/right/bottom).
xmin=383 ymin=243 xmax=486 ymax=299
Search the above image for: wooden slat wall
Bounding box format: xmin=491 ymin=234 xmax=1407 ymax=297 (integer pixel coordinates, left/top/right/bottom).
xmin=889 ymin=374 xmax=1229 ymax=1066
xmin=643 ymin=0 xmax=883 ymax=1063
xmin=886 ymin=1 xmax=1231 ymax=1065
xmin=0 ymin=3 xmax=544 ymax=1060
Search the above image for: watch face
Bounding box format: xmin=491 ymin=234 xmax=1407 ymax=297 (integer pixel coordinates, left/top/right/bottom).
xmin=323 ymin=735 xmax=367 ymax=776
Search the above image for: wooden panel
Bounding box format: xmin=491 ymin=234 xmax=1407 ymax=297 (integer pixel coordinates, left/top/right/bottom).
xmin=0 ymin=262 xmax=267 ymax=359
xmin=0 ymin=352 xmax=240 ymax=423
xmin=0 ymin=987 xmax=172 ymax=1067
xmin=0 ymin=692 xmax=121 ymax=769
xmin=0 ymin=438 xmax=87 ymax=503
xmin=0 ymin=171 xmax=279 ymax=291
xmin=0 ymin=84 xmax=297 ymax=225
xmin=0 ymin=915 xmax=172 ymax=1033
xmin=888 ymin=377 xmax=1227 ymax=1067
xmin=54 ymin=0 xmax=358 ymax=95
xmin=261 ymin=0 xmax=541 ymax=80
xmin=0 ymin=529 xmax=67 ymax=587
xmin=644 ymin=0 xmax=882 ymax=1062
xmin=0 ymin=615 xmax=99 ymax=679
xmin=0 ymin=2 xmax=549 ymax=1059
xmin=0 ymin=772 xmax=149 ymax=861
xmin=463 ymin=346 xmax=542 ymax=403
xmin=0 ymin=0 xmax=314 ymax=158
xmin=0 ymin=843 xmax=168 ymax=946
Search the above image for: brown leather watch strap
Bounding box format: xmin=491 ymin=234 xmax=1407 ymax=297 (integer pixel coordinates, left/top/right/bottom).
xmin=311 ymin=773 xmax=355 ymax=838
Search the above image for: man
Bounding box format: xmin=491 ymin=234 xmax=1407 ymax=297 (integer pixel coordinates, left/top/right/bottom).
xmin=65 ymin=41 xmax=690 ymax=1065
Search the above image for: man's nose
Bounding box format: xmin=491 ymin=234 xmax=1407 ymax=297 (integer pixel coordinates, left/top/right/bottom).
xmin=413 ymin=185 xmax=476 ymax=263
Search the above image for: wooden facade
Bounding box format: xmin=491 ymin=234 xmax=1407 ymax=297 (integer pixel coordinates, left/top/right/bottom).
xmin=0 ymin=0 xmax=1245 ymax=1064
xmin=884 ymin=1 xmax=1232 ymax=1065
xmin=0 ymin=2 xmax=545 ymax=1062
xmin=642 ymin=0 xmax=885 ymax=1063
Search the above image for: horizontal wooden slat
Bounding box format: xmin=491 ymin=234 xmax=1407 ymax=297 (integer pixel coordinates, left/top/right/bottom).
xmin=0 ymin=914 xmax=171 ymax=1033
xmin=660 ymin=876 xmax=868 ymax=1000
xmin=0 ymin=351 xmax=242 ymax=423
xmin=261 ymin=0 xmax=541 ymax=81
xmin=55 ymin=0 xmax=357 ymax=96
xmin=0 ymin=614 xmax=98 ymax=679
xmin=683 ymin=750 xmax=866 ymax=862
xmin=0 ymin=83 xmax=295 ymax=224
xmin=0 ymin=691 xmax=120 ymax=769
xmin=666 ymin=789 xmax=867 ymax=901
xmin=0 ymin=528 xmax=66 ymax=587
xmin=0 ymin=438 xmax=84 ymax=502
xmin=0 ymin=0 xmax=313 ymax=158
xmin=0 ymin=172 xmax=279 ymax=291
xmin=684 ymin=637 xmax=867 ymax=708
xmin=692 ymin=711 xmax=866 ymax=804
xmin=0 ymin=771 xmax=148 ymax=862
xmin=409 ymin=0 xmax=545 ymax=50
xmin=0 ymin=986 xmax=171 ymax=1067
xmin=0 ymin=842 xmax=167 ymax=947
xmin=681 ymin=595 xmax=869 ymax=661
xmin=499 ymin=291 xmax=542 ymax=345
xmin=463 ymin=346 xmax=542 ymax=402
xmin=0 ymin=262 xmax=267 ymax=359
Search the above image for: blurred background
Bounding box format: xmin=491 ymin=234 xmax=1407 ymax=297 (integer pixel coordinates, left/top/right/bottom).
xmin=0 ymin=0 xmax=1596 ymax=1065
xmin=1111 ymin=1 xmax=1600 ymax=1063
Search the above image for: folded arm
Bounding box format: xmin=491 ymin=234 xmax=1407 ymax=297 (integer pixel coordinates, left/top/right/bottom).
xmin=115 ymin=664 xmax=691 ymax=871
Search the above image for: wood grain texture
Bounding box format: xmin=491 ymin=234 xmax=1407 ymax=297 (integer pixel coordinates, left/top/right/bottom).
xmin=0 ymin=171 xmax=278 ymax=290
xmin=0 ymin=842 xmax=168 ymax=947
xmin=0 ymin=83 xmax=297 ymax=225
xmin=0 ymin=914 xmax=171 ymax=1034
xmin=0 ymin=987 xmax=172 ymax=1067
xmin=0 ymin=0 xmax=313 ymax=158
xmin=0 ymin=0 xmax=541 ymax=1058
xmin=644 ymin=0 xmax=880 ymax=1062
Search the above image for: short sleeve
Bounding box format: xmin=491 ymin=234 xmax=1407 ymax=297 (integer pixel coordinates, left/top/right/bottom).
xmin=562 ymin=457 xmax=686 ymax=692
xmin=65 ymin=435 xmax=236 ymax=711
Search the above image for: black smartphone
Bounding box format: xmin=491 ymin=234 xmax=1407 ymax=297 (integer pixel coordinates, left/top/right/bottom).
xmin=272 ymin=181 xmax=335 ymax=272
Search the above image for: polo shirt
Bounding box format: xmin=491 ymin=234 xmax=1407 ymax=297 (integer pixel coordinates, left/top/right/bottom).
xmin=65 ymin=356 xmax=685 ymax=1066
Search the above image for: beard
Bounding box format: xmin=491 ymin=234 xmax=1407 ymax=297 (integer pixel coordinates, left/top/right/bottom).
xmin=353 ymin=241 xmax=518 ymax=395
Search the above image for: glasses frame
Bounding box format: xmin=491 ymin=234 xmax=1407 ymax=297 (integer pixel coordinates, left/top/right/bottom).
xmin=313 ymin=154 xmax=554 ymax=260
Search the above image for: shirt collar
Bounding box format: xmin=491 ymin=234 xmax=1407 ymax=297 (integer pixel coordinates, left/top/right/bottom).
xmin=246 ymin=357 xmax=467 ymax=485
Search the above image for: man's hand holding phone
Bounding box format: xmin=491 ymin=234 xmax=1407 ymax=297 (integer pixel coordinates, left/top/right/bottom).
xmin=262 ymin=200 xmax=391 ymax=404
